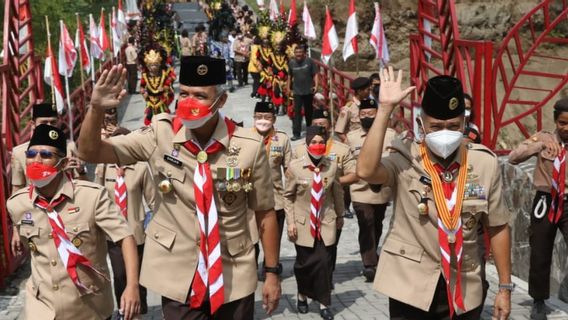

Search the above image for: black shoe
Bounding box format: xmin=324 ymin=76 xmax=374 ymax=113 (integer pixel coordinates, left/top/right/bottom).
xmin=297 ymin=296 xmax=309 ymax=314
xmin=343 ymin=210 xmax=354 ymax=219
xmin=363 ymin=267 xmax=376 ymax=282
xmin=320 ymin=308 xmax=334 ymax=320
xmin=291 ymin=135 xmax=302 ymax=141
xmin=531 ymin=300 xmax=547 ymax=320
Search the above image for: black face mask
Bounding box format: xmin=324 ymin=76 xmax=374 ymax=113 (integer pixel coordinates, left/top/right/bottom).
xmin=360 ymin=117 xmax=375 ymax=130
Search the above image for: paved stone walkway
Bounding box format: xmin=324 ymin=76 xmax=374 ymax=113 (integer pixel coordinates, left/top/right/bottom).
xmin=2 ymin=76 xmax=568 ymax=320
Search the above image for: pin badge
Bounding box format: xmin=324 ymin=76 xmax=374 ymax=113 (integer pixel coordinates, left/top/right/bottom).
xmin=159 ymin=179 xmax=173 ymax=193
xmin=197 ymin=151 xmax=208 ymax=163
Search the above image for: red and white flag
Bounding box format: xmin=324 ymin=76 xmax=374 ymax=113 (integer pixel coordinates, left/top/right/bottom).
xmin=125 ymin=0 xmax=141 ymax=21
xmin=269 ymin=0 xmax=279 ymax=20
xmin=58 ymin=20 xmax=77 ymax=78
xmin=321 ymin=6 xmax=338 ymax=65
xmin=369 ymin=2 xmax=389 ymax=64
xmin=44 ymin=43 xmax=65 ymax=113
xmin=75 ymin=17 xmax=91 ymax=74
xmin=99 ymin=10 xmax=110 ymax=54
xmin=117 ymin=0 xmax=127 ymax=36
xmin=342 ymin=0 xmax=358 ymax=61
xmin=288 ymin=0 xmax=297 ymax=26
xmin=302 ymin=1 xmax=316 ymax=40
xmin=89 ymin=14 xmax=103 ymax=60
xmin=112 ymin=7 xmax=121 ymax=57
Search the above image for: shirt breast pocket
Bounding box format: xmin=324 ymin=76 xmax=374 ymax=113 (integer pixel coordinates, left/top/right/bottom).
xmin=19 ymin=225 xmax=42 ymax=255
xmin=461 ymin=199 xmax=488 ymax=237
xmin=66 ymin=224 xmax=92 ymax=252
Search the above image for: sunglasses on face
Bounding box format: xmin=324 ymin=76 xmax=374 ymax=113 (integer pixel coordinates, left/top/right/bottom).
xmin=25 ymin=149 xmax=64 ymax=159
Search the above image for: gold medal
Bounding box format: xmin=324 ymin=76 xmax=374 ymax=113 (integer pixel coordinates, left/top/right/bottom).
xmin=197 ymin=151 xmax=208 ymax=163
xmin=231 ymin=181 xmax=242 ymax=192
xmin=226 ymin=182 xmax=234 ymax=192
xmin=226 ymin=156 xmax=238 ymax=167
xmin=417 ymin=203 xmax=428 ymax=215
xmin=448 ymin=233 xmax=456 ymax=244
xmin=28 ymin=241 xmax=37 ymax=253
xmin=243 ymin=182 xmax=253 ymax=192
xmin=72 ymin=238 xmax=83 ymax=248
xmin=158 ymin=179 xmax=173 ymax=193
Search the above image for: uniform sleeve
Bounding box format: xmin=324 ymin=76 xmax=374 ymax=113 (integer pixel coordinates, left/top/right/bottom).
xmin=332 ymin=175 xmax=345 ymax=216
xmin=283 ymin=168 xmax=297 ymax=225
xmin=483 ymin=156 xmax=511 ymax=227
xmin=379 ymin=152 xmax=400 ymax=188
xmin=10 ymin=151 xmax=26 ymax=187
xmin=108 ymin=126 xmax=157 ymax=166
xmin=247 ymin=140 xmax=276 ymax=211
xmin=141 ymin=163 xmax=157 ymax=214
xmin=94 ymin=187 xmax=133 ymax=243
xmin=334 ymin=108 xmax=350 ymax=134
xmin=341 ymin=147 xmax=356 ymax=175
xmin=283 ymin=138 xmax=292 ymax=170
xmin=508 ymin=133 xmax=547 ymax=165
xmin=94 ymin=164 xmax=105 ymax=186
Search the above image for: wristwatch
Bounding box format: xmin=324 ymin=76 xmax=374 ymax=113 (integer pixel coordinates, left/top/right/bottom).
xmin=498 ymin=283 xmax=516 ymax=292
xmin=264 ymin=263 xmax=282 ymax=276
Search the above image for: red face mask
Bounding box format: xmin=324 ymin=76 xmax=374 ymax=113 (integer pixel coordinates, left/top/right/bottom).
xmin=176 ymin=97 xmax=219 ymax=129
xmin=307 ymin=143 xmax=326 ymax=158
xmin=26 ymin=162 xmax=59 ymax=187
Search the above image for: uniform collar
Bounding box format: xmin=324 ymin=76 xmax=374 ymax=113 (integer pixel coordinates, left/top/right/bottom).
xmin=30 ymin=174 xmax=74 ymax=203
xmin=172 ymin=115 xmax=231 ymax=149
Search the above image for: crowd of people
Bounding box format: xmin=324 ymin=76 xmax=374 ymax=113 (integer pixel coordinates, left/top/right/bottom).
xmin=6 ymin=2 xmax=568 ymax=320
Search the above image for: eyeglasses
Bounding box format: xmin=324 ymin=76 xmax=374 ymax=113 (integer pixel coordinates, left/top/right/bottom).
xmin=25 ymin=149 xmax=64 ymax=159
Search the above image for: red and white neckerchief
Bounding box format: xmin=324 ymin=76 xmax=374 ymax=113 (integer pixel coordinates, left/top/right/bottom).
xmin=176 ymin=116 xmax=236 ymax=314
xmin=114 ymin=167 xmax=128 ymax=218
xmin=32 ymin=187 xmax=108 ymax=294
xmin=549 ymin=144 xmax=566 ymax=224
xmin=420 ymin=144 xmax=468 ymax=317
xmin=308 ymin=164 xmax=324 ymax=240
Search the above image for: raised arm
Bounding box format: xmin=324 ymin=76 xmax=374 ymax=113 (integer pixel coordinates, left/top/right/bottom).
xmin=357 ymin=67 xmax=415 ymax=184
xmin=77 ymin=65 xmax=127 ymax=164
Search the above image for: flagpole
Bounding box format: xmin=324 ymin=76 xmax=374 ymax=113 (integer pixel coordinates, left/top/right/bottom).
xmin=45 ymin=16 xmax=56 ymax=110
xmin=109 ymin=10 xmax=114 ymax=65
xmin=60 ymin=20 xmax=75 ymax=143
xmin=76 ymin=13 xmax=86 ymax=109
xmin=329 ymin=57 xmax=335 ymax=129
xmin=89 ymin=14 xmax=97 ymax=83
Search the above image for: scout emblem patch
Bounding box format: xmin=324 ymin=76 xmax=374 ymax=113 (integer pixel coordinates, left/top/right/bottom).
xmin=223 ymin=192 xmax=237 ymax=205
xmin=22 ymin=212 xmax=34 ymax=225
xmin=226 ymin=145 xmax=241 ymax=167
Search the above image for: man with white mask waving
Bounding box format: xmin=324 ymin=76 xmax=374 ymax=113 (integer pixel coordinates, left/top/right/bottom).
xmin=78 ymin=56 xmax=281 ymax=319
xmin=357 ymin=70 xmax=513 ymax=320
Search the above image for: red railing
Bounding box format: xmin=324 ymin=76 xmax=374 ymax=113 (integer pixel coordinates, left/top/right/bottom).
xmin=313 ymin=59 xmax=354 ymax=109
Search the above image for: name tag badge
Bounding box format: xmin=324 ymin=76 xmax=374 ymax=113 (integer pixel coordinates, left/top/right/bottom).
xmin=164 ymin=154 xmax=183 ymax=168
xmin=105 ymin=178 xmax=116 ymax=182
xmin=21 ymin=220 xmax=34 ymax=226
xmin=419 ymin=176 xmax=432 ymax=186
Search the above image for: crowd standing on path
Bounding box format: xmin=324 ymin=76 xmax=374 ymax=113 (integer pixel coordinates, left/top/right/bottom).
xmin=6 ymin=1 xmax=568 ymax=320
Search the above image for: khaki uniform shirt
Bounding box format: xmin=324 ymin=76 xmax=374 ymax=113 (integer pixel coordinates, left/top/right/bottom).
xmin=347 ymin=128 xmax=396 ymax=204
xmin=95 ymin=162 xmax=156 ymax=245
xmin=258 ymin=129 xmax=292 ymax=211
xmin=284 ymin=156 xmax=344 ymax=247
xmin=125 ymin=45 xmax=137 ymax=65
xmin=11 ymin=141 xmax=81 ymax=188
xmin=508 ymin=130 xmax=566 ymax=192
xmin=373 ymin=138 xmax=511 ymax=312
xmin=7 ymin=177 xmax=132 ymax=320
xmin=108 ymin=114 xmax=275 ymax=304
xmin=292 ymin=138 xmax=356 ymax=177
xmin=334 ymin=100 xmax=361 ymax=134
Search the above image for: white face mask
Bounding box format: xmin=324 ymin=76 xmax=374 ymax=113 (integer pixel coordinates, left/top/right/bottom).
xmin=424 ymin=129 xmax=463 ymax=159
xmin=181 ymin=110 xmax=218 ymax=130
xmin=254 ymin=119 xmax=272 ymax=133
xmin=32 ymin=174 xmax=58 ymax=188
xmin=465 ymin=109 xmax=471 ymax=118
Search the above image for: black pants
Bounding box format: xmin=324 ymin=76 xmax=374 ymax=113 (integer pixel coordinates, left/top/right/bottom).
xmin=353 ymin=202 xmax=388 ymax=267
xmin=292 ymin=94 xmax=314 ymax=137
xmin=107 ymin=241 xmax=147 ymax=312
xmin=529 ymin=191 xmax=568 ymax=300
xmin=331 ymin=228 xmax=342 ymax=272
xmin=250 ymin=72 xmax=260 ymax=97
xmin=389 ymin=276 xmax=483 ymax=320
xmin=234 ymin=60 xmax=249 ymax=86
xmin=126 ymin=64 xmax=138 ymax=94
xmin=162 ymin=293 xmax=254 ymax=320
xmin=343 ymin=186 xmax=351 ymax=213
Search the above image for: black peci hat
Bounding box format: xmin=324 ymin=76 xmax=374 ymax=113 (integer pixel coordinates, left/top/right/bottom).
xmin=254 ymin=101 xmax=275 ymax=113
xmin=421 ymin=75 xmax=465 ymax=120
xmin=28 ymin=124 xmax=66 ymax=155
xmin=312 ymin=109 xmax=330 ymax=121
xmin=359 ymin=98 xmax=378 ymax=110
xmin=179 ymin=56 xmax=226 ymax=86
xmin=351 ymin=77 xmax=371 ymax=90
xmin=32 ymin=103 xmax=58 ymax=119
xmin=305 ymin=125 xmax=328 ymax=144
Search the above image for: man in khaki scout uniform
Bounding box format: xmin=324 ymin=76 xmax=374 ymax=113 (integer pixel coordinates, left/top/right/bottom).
xmin=8 ymin=124 xmax=140 ymax=320
xmin=95 ymin=127 xmax=156 ymax=315
xmin=357 ymin=69 xmax=512 ymax=320
xmin=508 ymin=98 xmax=568 ymax=320
xmin=10 ymin=103 xmax=88 ymax=257
xmin=77 ymin=56 xmax=282 ymax=319
xmin=251 ymin=101 xmax=291 ymax=277
xmin=346 ymin=98 xmax=397 ymax=282
xmin=335 ymin=77 xmax=371 ymax=142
